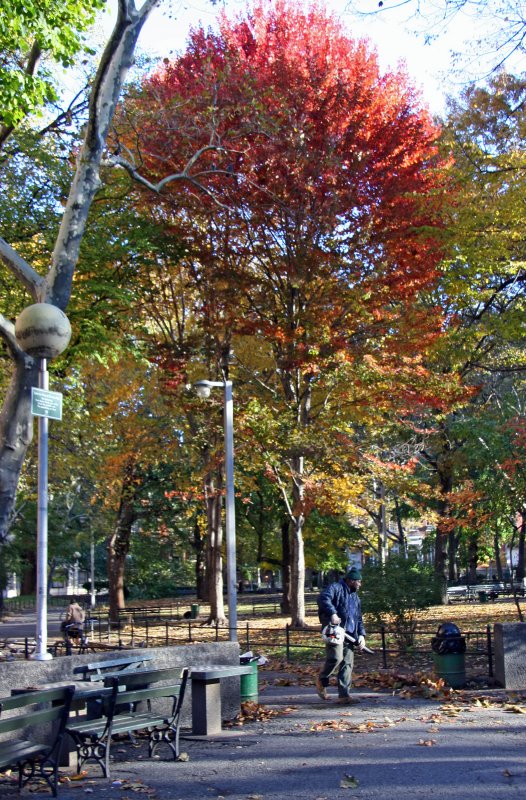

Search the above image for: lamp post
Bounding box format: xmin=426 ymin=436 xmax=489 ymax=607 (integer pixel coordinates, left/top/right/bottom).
xmin=193 ymin=379 xmax=237 ymax=642
xmin=15 ymin=303 xmax=71 ymax=660
xmin=90 ymin=529 xmax=96 ymax=609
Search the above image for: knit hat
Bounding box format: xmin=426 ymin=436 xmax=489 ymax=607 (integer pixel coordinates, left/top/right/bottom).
xmin=346 ymin=566 xmax=362 ymax=581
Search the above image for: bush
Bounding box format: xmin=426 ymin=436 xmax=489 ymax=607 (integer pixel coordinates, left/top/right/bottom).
xmin=361 ymin=555 xmax=441 ymax=649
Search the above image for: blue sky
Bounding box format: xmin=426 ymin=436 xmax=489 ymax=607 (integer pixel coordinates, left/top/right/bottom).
xmin=99 ymin=0 xmax=494 ymax=115
xmin=97 ymin=0 xmax=525 ymax=116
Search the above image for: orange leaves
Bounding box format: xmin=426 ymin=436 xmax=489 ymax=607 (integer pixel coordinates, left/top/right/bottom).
xmin=224 ymin=701 xmax=296 ymax=727
xmin=353 ymin=669 xmax=453 ymax=701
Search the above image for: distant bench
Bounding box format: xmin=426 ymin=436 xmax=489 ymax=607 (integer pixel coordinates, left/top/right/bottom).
xmin=0 ymin=685 xmax=74 ymax=796
xmin=66 ymin=666 xmax=188 ymax=779
xmin=189 ymin=665 xmax=254 ymax=736
xmin=446 ymin=583 xmax=513 ymax=603
xmin=73 ymin=653 xmax=154 ymax=682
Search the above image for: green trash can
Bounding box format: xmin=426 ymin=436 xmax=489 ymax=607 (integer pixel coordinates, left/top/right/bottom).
xmin=190 ymin=603 xmax=200 ymax=619
xmin=478 ymin=591 xmax=488 ymax=603
xmin=431 ymin=622 xmax=466 ymax=689
xmin=432 ymin=652 xmax=466 ymax=688
xmin=240 ymin=657 xmax=258 ymax=703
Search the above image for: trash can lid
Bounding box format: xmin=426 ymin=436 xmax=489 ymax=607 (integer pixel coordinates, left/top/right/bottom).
xmin=436 ymin=622 xmax=461 ymax=637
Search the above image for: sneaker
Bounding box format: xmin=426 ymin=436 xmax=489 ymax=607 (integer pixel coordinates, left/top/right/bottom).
xmin=337 ymin=696 xmax=360 ymax=705
xmin=316 ymin=678 xmax=329 ymax=701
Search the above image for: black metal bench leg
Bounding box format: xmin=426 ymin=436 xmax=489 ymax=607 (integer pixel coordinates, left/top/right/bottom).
xmin=148 ymin=724 xmax=180 ymax=760
xmin=68 ymin=733 xmax=111 ymax=779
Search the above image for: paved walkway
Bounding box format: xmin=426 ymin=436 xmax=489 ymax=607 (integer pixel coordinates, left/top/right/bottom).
xmin=0 ymin=607 xmax=63 ymax=641
xmin=1 ymin=667 xmax=524 ymax=799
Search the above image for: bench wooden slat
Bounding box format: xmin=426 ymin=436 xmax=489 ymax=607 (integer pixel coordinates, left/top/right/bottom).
xmin=0 ymin=685 xmax=74 ymax=797
xmin=0 ymin=705 xmax=71 ymax=733
xmin=103 ymin=667 xmax=185 ymax=689
xmin=0 ymin=740 xmax=48 ymax=765
xmin=114 ymin=682 xmax=184 ymax=706
xmin=0 ymin=685 xmax=77 ymax=712
xmin=66 ymin=668 xmax=188 ymax=780
xmin=73 ymin=654 xmax=153 ymax=679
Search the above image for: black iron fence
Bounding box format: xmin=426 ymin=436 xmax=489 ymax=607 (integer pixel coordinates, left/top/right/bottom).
xmin=0 ymin=615 xmax=494 ymax=679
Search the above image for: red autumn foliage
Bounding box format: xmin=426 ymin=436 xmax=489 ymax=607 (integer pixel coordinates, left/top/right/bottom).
xmin=119 ymin=0 xmax=456 ymax=425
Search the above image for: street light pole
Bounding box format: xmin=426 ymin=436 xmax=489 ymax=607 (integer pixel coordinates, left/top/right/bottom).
xmin=90 ymin=530 xmax=96 ymax=609
xmin=14 ymin=303 xmax=71 ymax=661
xmin=35 ymin=356 xmax=52 ymax=660
xmin=194 ymin=379 xmax=238 ymax=642
xmin=223 ymin=381 xmax=238 ymax=642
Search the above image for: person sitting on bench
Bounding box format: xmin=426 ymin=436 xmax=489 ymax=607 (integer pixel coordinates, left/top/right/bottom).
xmin=61 ymin=597 xmax=85 ymax=638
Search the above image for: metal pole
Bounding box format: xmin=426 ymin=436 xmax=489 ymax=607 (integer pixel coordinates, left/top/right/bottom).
xmin=32 ymin=357 xmax=52 ymax=660
xmin=223 ymin=381 xmax=238 ymax=642
xmin=90 ymin=531 xmax=96 ymax=609
xmin=487 ymin=624 xmax=493 ymax=677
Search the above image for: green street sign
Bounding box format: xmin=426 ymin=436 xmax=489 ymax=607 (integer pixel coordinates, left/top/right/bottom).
xmin=31 ymin=387 xmax=63 ymax=421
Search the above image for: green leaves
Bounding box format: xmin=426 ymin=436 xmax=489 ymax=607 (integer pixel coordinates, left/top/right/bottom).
xmin=0 ymin=0 xmax=105 ymax=132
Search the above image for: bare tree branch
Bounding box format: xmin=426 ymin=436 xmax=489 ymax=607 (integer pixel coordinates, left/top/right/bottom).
xmin=0 ymin=238 xmax=46 ymax=298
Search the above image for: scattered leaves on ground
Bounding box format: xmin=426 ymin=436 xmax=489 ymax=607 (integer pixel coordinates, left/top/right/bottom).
xmin=310 ymin=717 xmax=404 ymax=733
xmin=224 ymin=701 xmax=296 ymax=727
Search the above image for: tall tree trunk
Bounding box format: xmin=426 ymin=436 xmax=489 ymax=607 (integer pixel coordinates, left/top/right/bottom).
xmin=280 ymin=518 xmax=291 ymax=614
xmin=205 ymin=469 xmax=226 ymax=624
xmin=374 ymin=479 xmax=388 ymax=563
xmin=193 ymin=517 xmax=207 ymax=600
xmin=516 ymin=514 xmax=526 ymax=582
xmin=434 ymin=449 xmax=453 ymax=595
xmin=107 ymin=474 xmax=137 ymax=622
xmin=289 ymin=455 xmax=306 ymax=627
xmin=448 ymin=529 xmax=458 ymax=582
xmin=393 ymin=496 xmax=406 ymax=556
xmin=493 ymin=532 xmax=503 ymax=581
xmin=20 ymin=549 xmax=36 ymax=595
xmin=467 ymin=535 xmax=478 ymax=584
xmin=0 ymin=353 xmax=37 ymax=545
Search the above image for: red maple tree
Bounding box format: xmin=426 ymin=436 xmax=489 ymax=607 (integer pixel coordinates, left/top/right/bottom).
xmin=118 ymin=0 xmax=453 ymax=625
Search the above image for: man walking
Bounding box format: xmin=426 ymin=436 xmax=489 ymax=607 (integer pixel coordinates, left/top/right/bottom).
xmin=316 ymin=567 xmax=366 ymax=704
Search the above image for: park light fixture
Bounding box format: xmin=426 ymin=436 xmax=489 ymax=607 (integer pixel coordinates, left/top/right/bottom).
xmin=15 ymin=303 xmax=71 ymax=660
xmin=193 ymin=378 xmax=238 ymax=642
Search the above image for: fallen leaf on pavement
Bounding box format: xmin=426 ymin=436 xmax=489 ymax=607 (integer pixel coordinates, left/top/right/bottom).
xmin=70 ymin=771 xmax=89 ymax=781
xmin=503 ymin=704 xmax=526 ymax=714
xmin=340 ymin=774 xmax=360 ymax=789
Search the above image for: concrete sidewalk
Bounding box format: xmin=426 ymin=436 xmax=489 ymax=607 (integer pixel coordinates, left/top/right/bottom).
xmin=0 ymin=607 xmax=63 ymax=641
xmin=1 ymin=667 xmax=524 ymax=799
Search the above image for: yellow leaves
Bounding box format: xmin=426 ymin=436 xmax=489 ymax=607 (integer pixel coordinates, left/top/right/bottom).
xmin=503 ymin=704 xmax=526 ymax=714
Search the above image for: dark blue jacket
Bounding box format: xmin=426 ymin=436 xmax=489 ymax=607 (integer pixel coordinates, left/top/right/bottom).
xmin=317 ymin=579 xmax=365 ymax=639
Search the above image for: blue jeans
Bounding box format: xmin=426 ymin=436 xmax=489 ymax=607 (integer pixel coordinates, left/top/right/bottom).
xmin=319 ymin=641 xmax=355 ymax=698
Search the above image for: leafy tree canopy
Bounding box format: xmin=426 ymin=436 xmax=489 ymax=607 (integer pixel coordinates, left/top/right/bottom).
xmin=0 ymin=0 xmax=105 ymax=135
